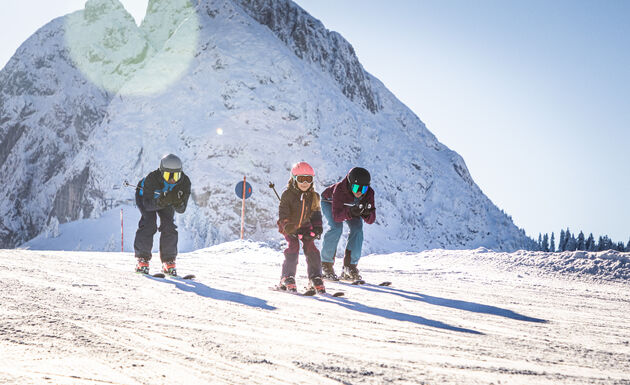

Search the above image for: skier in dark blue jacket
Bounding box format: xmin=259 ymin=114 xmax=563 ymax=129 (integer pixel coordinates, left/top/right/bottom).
xmin=134 ymin=154 xmax=191 ymax=276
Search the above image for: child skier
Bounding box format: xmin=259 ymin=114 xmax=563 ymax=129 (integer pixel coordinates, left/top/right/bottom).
xmin=320 ymin=167 xmax=376 ymax=281
xmin=276 ymin=161 xmax=325 ymax=293
xmin=134 ymin=154 xmax=191 ymax=276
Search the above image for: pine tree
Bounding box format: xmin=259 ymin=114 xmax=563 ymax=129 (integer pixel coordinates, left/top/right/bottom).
xmin=538 ymin=233 xmax=542 ymax=251
xmin=617 ymin=242 xmax=626 ymax=252
xmin=567 ymin=228 xmax=573 ymax=250
xmin=563 ymin=228 xmax=572 ymax=251
xmin=542 ymin=234 xmax=549 ymax=252
xmin=626 ymin=237 xmax=630 ymax=252
xmin=559 ymin=230 xmax=566 ymax=252
xmin=598 ymin=236 xmax=613 ymax=251
xmin=566 ymin=234 xmax=577 ymax=251
xmin=550 ymin=232 xmax=556 ymax=252
xmin=586 ymin=233 xmax=595 ymax=251
xmin=577 ymin=231 xmax=585 ymax=251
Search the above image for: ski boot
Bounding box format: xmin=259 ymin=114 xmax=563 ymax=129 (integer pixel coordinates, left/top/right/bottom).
xmin=279 ymin=276 xmax=297 ymax=292
xmin=135 ymin=258 xmax=150 ymax=274
xmin=322 ymin=262 xmax=339 ymax=281
xmin=308 ymin=276 xmax=326 ymax=294
xmin=340 ymin=264 xmax=362 ymax=281
xmin=162 ymin=261 xmax=177 ymax=276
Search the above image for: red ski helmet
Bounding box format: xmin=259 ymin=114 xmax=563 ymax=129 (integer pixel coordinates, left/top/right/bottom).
xmin=290 ymin=161 xmax=315 ymax=176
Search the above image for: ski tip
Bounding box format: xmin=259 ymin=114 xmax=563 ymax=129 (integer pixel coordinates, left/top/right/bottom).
xmin=182 ymin=274 xmax=196 ymax=280
xmin=302 ymin=290 xmax=317 ymax=296
xmin=351 ymin=280 xmax=366 ymax=285
xmin=378 ymin=281 xmax=392 ymax=286
xmin=152 ymin=273 xmax=166 ymax=278
xmin=270 ymin=286 xmax=298 ymax=294
xmin=332 ymin=292 xmax=345 ymax=297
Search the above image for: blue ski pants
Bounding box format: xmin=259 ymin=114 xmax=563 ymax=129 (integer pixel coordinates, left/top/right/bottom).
xmin=320 ymin=201 xmax=363 ymax=264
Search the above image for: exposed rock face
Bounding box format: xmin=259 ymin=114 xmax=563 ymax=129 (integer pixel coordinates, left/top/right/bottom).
xmin=234 ymin=0 xmax=381 ymax=113
xmin=0 ymin=16 xmax=111 ymax=246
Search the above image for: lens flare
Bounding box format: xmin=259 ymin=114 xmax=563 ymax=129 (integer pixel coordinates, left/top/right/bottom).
xmin=64 ymin=0 xmax=199 ymax=96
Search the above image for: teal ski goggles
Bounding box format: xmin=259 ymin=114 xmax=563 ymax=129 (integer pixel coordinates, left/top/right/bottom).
xmin=351 ymin=184 xmax=368 ymax=195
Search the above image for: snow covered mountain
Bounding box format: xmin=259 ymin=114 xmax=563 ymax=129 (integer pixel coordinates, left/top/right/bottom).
xmin=0 ymin=0 xmax=535 ymax=252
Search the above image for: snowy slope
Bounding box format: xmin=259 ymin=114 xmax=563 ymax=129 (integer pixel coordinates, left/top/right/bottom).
xmin=2 ymin=0 xmax=534 ymax=252
xmin=1 ymin=242 xmax=629 ymax=384
xmin=21 ymin=205 xmax=197 ymax=253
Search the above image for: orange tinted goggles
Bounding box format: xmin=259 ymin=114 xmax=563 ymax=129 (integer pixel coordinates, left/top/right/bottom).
xmin=294 ymin=175 xmax=313 ymax=183
xmin=163 ymin=171 xmax=181 ymax=182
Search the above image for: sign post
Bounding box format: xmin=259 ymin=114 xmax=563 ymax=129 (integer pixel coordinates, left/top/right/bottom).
xmin=235 ymin=177 xmax=253 ymax=240
xmin=120 ymin=208 xmax=124 ymax=252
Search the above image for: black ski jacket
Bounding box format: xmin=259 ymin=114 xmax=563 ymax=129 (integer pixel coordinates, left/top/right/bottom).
xmin=136 ymin=169 xmax=191 ymax=213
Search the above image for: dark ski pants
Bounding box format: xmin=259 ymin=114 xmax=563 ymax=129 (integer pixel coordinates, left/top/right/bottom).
xmin=320 ymin=201 xmax=363 ymax=264
xmin=134 ymin=195 xmax=178 ymax=262
xmin=281 ymin=234 xmax=322 ymax=279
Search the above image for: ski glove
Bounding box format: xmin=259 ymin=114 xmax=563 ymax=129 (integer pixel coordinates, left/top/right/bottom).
xmin=361 ymin=206 xmax=375 ymax=219
xmin=349 ymin=205 xmax=363 ymax=218
xmin=157 ymin=189 xmax=180 ymax=208
xmin=298 ymin=227 xmax=319 ymax=241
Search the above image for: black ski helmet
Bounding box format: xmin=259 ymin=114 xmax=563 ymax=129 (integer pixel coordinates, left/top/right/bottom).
xmin=159 ymin=154 xmax=183 ymax=173
xmin=347 ymin=167 xmax=370 ymax=186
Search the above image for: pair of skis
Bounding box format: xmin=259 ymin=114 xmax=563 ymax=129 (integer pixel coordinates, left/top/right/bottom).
xmin=270 ymin=279 xmax=392 ymax=298
xmin=345 ymin=279 xmax=392 ymax=286
xmin=269 ymin=285 xmax=345 ymax=297
xmin=137 ymin=271 xmax=196 ymax=280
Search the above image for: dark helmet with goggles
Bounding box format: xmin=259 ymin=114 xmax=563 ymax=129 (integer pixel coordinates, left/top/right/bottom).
xmin=160 ymin=154 xmax=183 ymax=182
xmin=347 ymin=167 xmax=370 ymax=195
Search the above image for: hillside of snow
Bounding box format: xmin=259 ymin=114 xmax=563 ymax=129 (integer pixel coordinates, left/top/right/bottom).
xmin=1 ymin=0 xmax=534 ymax=252
xmin=2 ymin=241 xmax=629 ymax=384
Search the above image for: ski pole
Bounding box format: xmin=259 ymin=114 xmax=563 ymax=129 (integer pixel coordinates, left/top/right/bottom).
xmin=123 ymin=180 xmax=143 ymax=192
xmin=268 ymin=182 xmax=281 ymax=201
xmin=344 ymin=202 xmax=372 ymax=209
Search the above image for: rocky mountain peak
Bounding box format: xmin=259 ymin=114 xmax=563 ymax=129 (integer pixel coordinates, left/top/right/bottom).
xmin=232 ymin=0 xmax=381 ymax=113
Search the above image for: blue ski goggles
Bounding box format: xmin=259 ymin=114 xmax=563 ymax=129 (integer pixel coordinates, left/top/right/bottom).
xmin=351 ymin=184 xmax=368 ymax=195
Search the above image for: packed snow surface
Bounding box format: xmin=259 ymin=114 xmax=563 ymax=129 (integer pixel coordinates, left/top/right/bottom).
xmin=1 ymin=241 xmax=629 ymax=384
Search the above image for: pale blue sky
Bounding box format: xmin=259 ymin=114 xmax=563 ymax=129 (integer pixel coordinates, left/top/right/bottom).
xmin=1 ymin=1 xmax=628 ymax=241
xmin=293 ymin=0 xmax=630 ymax=242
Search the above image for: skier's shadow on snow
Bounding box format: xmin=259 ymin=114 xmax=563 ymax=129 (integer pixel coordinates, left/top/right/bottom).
xmin=146 ymin=276 xmax=276 ymax=311
xmin=350 ymin=284 xmax=547 ymax=323
xmin=315 ymin=295 xmax=483 ymax=334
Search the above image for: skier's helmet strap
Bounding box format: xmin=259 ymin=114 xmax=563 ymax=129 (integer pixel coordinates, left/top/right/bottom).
xmin=160 ymin=154 xmax=183 ymax=173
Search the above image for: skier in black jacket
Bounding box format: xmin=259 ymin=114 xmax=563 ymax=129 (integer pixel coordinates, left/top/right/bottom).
xmin=134 ymin=154 xmax=191 ymax=276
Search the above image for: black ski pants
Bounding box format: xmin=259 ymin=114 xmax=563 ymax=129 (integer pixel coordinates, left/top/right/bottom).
xmin=134 ymin=194 xmax=178 ymax=262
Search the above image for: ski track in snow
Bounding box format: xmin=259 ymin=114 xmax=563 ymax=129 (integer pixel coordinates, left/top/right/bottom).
xmin=1 ymin=241 xmax=629 ymax=384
